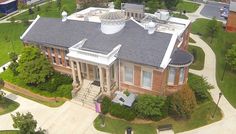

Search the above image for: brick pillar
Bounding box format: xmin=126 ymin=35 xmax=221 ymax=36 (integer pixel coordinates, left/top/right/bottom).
xmin=134 ymin=65 xmax=141 ymax=86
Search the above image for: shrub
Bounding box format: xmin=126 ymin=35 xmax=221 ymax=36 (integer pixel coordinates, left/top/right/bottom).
xmin=188 ymin=73 xmax=213 ymax=103
xmin=168 ymin=84 xmax=197 ymax=119
xmin=109 ymin=103 xmax=136 ymax=121
xmin=101 ymin=96 xmax=111 ymax=114
xmin=133 ymin=94 xmax=166 ymax=121
xmin=55 ymin=84 xmax=72 ymax=99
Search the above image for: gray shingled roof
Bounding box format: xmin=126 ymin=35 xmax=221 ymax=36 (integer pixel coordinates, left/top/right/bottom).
xmin=22 ymin=17 xmax=173 ymax=67
xmin=122 ymin=3 xmax=144 ymax=11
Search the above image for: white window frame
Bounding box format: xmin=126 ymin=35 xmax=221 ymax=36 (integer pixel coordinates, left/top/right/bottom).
xmin=168 ymin=67 xmax=176 ymax=85
xmin=141 ymin=67 xmax=153 ymax=90
xmin=179 ymin=67 xmax=185 ymax=84
xmin=123 ymin=64 xmax=134 ymax=84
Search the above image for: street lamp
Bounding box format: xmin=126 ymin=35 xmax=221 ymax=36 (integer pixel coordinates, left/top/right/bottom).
xmin=212 ymin=92 xmax=223 ymax=118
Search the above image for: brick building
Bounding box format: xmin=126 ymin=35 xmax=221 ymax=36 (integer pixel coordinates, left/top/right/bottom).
xmin=20 ymin=7 xmax=192 ymax=98
xmin=226 ymin=0 xmax=236 ymax=32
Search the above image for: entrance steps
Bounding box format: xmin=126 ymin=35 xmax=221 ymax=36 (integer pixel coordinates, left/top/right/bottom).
xmin=71 ymin=79 xmax=101 ymax=110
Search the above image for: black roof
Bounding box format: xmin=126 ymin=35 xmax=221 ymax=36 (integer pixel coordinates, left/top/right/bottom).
xmin=169 ymin=49 xmax=193 ymax=66
xmin=22 ymin=17 xmax=173 ymax=67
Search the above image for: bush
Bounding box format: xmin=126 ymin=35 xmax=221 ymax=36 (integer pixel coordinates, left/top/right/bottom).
xmin=133 ymin=94 xmax=166 ymax=121
xmin=101 ymin=96 xmax=111 ymax=114
xmin=37 ymin=72 xmax=72 ymax=92
xmin=188 ymin=73 xmax=213 ymax=103
xmin=55 ymin=84 xmax=72 ymax=99
xmin=168 ymin=84 xmax=197 ymax=119
xmin=109 ymin=103 xmax=136 ymax=121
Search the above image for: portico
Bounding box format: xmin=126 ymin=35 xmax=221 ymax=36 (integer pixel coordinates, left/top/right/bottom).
xmin=67 ymin=40 xmax=121 ymax=96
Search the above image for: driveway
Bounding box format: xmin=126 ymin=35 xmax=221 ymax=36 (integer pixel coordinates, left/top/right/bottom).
xmin=200 ymin=1 xmax=229 ymax=20
xmin=0 ymin=90 xmax=102 ymax=134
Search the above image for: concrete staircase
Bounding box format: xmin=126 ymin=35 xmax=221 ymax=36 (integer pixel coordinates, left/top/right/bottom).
xmin=71 ymin=79 xmax=101 ymax=110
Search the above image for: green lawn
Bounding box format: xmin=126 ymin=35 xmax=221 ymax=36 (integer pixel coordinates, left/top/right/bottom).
xmin=0 ymin=23 xmax=26 ymax=66
xmin=0 ymin=97 xmax=20 ymax=115
xmin=188 ymin=45 xmax=205 ymax=70
xmin=0 ymin=130 xmax=18 ymax=134
xmin=191 ymin=18 xmax=236 ymax=108
xmin=94 ymin=101 xmax=222 ymax=134
xmin=189 ymin=37 xmax=196 ymax=43
xmin=13 ymin=0 xmax=76 ymax=20
xmin=176 ymin=1 xmax=200 ymax=13
xmin=172 ymin=13 xmax=189 ymax=19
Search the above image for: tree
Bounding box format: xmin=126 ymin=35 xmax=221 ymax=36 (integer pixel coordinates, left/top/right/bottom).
xmin=17 ymin=46 xmax=53 ymax=85
xmin=11 ymin=112 xmax=46 ymax=134
xmin=114 ymin=0 xmax=122 ymax=9
xmin=134 ymin=94 xmax=166 ymax=120
xmin=164 ymin=0 xmax=181 ymax=10
xmin=168 ymin=84 xmax=197 ymax=119
xmin=8 ymin=52 xmax=19 ymax=76
xmin=205 ymin=18 xmax=220 ymax=43
xmin=226 ymin=44 xmax=236 ymax=71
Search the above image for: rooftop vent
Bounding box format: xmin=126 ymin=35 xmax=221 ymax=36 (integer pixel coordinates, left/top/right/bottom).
xmin=100 ymin=11 xmax=126 ymax=34
xmin=61 ymin=11 xmax=68 ymax=22
xmin=147 ymin=21 xmax=156 ymax=34
xmin=154 ymin=10 xmax=170 ymax=21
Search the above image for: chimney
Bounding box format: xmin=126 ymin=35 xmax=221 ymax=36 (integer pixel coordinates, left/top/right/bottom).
xmin=61 ymin=11 xmax=68 ymax=22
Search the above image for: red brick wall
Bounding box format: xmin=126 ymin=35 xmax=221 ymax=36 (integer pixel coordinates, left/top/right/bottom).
xmin=134 ymin=65 xmax=141 ymax=86
xmin=226 ymin=11 xmax=236 ymax=32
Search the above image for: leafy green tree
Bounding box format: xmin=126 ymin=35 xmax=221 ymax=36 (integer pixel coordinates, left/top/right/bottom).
xmin=205 ymin=18 xmax=220 ymax=43
xmin=8 ymin=52 xmax=19 ymax=76
xmin=168 ymin=84 xmax=197 ymax=119
xmin=17 ymin=46 xmax=53 ymax=85
xmin=226 ymin=44 xmax=236 ymax=71
xmin=114 ymin=0 xmax=122 ymax=9
xmin=134 ymin=94 xmax=166 ymax=120
xmin=164 ymin=0 xmax=181 ymax=10
xmin=11 ymin=112 xmax=46 ymax=134
xmin=9 ymin=52 xmax=18 ymax=62
xmin=101 ymin=96 xmax=111 ymax=114
xmin=188 ymin=74 xmax=213 ymax=103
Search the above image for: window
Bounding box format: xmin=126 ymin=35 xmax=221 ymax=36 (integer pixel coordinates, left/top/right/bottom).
xmin=52 ymin=57 xmax=56 ymax=64
xmin=50 ymin=48 xmax=54 ymax=54
xmin=142 ymin=70 xmax=152 ymax=88
xmin=111 ymin=64 xmax=115 ymax=80
xmin=124 ymin=65 xmax=133 ymax=83
xmin=81 ymin=63 xmax=87 ymax=73
xmin=168 ymin=67 xmax=176 ymax=85
xmin=179 ymin=68 xmax=185 ymax=84
xmin=57 ymin=49 xmax=61 ymax=55
xmin=59 ymin=58 xmax=62 ymax=65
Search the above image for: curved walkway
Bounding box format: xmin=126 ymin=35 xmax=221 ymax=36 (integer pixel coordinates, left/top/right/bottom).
xmin=179 ymin=34 xmax=236 ymax=134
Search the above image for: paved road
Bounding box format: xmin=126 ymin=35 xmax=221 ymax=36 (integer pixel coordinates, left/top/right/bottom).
xmin=200 ymin=1 xmax=229 ymax=20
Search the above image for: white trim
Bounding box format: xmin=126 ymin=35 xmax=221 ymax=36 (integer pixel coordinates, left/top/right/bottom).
xmin=160 ymin=34 xmax=178 ymax=69
xmin=20 ymin=15 xmax=40 ymax=40
xmin=141 ymin=67 xmax=153 ymax=90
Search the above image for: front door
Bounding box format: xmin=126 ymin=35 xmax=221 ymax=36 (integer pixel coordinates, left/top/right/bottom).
xmin=94 ymin=66 xmax=100 ymax=81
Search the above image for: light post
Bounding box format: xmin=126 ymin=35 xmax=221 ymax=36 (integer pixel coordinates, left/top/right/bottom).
xmin=212 ymin=92 xmax=223 ymax=118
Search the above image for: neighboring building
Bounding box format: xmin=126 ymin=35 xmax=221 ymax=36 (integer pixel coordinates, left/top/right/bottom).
xmin=121 ymin=3 xmax=144 ymax=21
xmin=0 ymin=0 xmax=17 ymax=14
xmin=226 ymin=0 xmax=236 ymax=32
xmin=20 ymin=7 xmax=192 ymax=98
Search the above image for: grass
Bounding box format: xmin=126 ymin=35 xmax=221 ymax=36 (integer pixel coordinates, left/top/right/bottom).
xmin=176 ymin=1 xmax=200 ymax=13
xmin=188 ymin=45 xmax=205 ymax=70
xmin=0 ymin=97 xmax=20 ymax=115
xmin=189 ymin=37 xmax=196 ymax=43
xmin=0 ymin=23 xmax=26 ymax=66
xmin=13 ymin=0 xmax=76 ymax=20
xmin=172 ymin=13 xmax=189 ymax=19
xmin=3 ymin=88 xmax=65 ymax=107
xmin=191 ymin=18 xmax=236 ymax=108
xmin=94 ymin=101 xmax=222 ymax=134
xmin=0 ymin=130 xmax=19 ymax=134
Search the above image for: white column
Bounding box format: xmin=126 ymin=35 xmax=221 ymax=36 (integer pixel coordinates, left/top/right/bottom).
xmin=76 ymin=61 xmax=82 ymax=84
xmin=106 ymin=68 xmax=111 ymax=95
xmin=70 ymin=60 xmax=77 ymax=85
xmin=99 ymin=66 xmax=104 ymax=92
